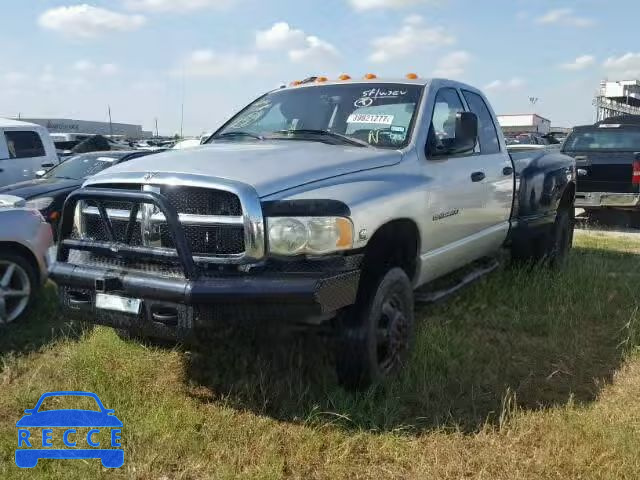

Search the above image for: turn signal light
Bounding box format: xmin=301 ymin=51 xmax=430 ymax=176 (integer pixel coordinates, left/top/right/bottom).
xmin=364 ymin=73 xmax=377 ymax=80
xmin=633 ymin=161 xmax=640 ymax=185
xmin=406 ymin=73 xmax=419 ymax=80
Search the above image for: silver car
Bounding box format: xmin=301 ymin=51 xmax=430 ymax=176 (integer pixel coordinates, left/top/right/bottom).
xmin=0 ymin=195 xmax=53 ymax=324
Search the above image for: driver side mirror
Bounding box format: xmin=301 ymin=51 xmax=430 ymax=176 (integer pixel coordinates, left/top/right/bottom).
xmin=35 ymin=170 xmax=46 ymax=178
xmin=429 ymin=112 xmax=478 ymax=158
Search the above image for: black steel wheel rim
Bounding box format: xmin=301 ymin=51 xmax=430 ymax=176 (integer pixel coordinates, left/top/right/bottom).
xmin=376 ymin=291 xmax=409 ymax=374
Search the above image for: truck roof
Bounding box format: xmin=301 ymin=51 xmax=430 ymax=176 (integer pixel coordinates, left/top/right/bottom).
xmin=279 ymin=77 xmax=485 ymax=95
xmin=0 ymin=118 xmax=43 ymax=129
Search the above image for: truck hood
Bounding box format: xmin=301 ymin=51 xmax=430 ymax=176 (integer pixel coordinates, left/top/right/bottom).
xmin=88 ymin=141 xmax=402 ymax=197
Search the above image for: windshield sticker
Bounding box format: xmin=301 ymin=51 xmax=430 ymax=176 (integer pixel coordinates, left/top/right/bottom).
xmin=362 ymin=88 xmax=408 ymax=100
xmin=347 ymin=114 xmax=394 ymax=125
xmin=354 ymin=97 xmax=374 ymax=108
xmin=96 ymin=157 xmax=117 ymax=163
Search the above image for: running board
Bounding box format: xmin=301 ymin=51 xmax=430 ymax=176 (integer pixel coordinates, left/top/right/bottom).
xmin=415 ymin=258 xmax=500 ymax=304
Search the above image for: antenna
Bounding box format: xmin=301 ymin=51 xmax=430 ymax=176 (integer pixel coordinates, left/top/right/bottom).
xmin=529 ymin=97 xmax=539 ymax=112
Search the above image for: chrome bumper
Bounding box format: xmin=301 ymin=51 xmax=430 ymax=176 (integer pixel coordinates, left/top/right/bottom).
xmin=575 ymin=192 xmax=640 ymax=208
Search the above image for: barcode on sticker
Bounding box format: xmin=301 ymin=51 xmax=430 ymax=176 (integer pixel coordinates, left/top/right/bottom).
xmin=346 ymin=114 xmax=394 ymax=125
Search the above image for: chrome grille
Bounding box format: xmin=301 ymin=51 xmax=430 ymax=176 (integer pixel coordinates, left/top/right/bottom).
xmin=80 ymin=184 xmax=247 ymax=259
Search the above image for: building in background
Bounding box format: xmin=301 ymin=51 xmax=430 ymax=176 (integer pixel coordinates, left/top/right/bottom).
xmin=14 ymin=118 xmax=152 ymax=139
xmin=497 ymin=114 xmax=551 ymax=135
xmin=594 ymin=80 xmax=640 ymax=122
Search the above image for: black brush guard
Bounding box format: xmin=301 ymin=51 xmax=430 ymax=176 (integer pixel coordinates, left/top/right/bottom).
xmin=51 ymin=188 xmax=360 ymax=334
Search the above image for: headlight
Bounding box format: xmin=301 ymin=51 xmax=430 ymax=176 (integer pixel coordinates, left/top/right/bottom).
xmin=267 ymin=217 xmax=354 ymax=256
xmin=24 ymin=197 xmax=54 ymax=210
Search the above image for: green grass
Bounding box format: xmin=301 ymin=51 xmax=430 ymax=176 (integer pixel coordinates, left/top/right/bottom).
xmin=1 ymin=233 xmax=639 ymax=479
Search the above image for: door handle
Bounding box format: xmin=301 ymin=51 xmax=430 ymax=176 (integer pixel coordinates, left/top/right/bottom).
xmin=503 ymin=166 xmax=514 ymax=176
xmin=471 ymin=171 xmax=486 ymax=182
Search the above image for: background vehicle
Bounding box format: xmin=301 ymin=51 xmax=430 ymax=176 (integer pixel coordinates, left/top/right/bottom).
xmin=50 ymin=133 xmax=92 ymax=157
xmin=0 ymin=150 xmax=161 ymax=236
xmin=50 ymin=77 xmax=576 ymax=389
xmin=0 ymin=119 xmax=59 ymax=188
xmin=0 ymin=199 xmax=53 ymax=324
xmin=562 ymin=122 xmax=640 ymax=214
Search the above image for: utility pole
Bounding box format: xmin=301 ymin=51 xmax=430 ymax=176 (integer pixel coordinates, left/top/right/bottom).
xmin=108 ymin=105 xmax=113 ymax=137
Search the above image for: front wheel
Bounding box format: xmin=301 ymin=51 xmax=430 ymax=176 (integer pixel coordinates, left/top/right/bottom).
xmin=336 ymin=268 xmax=415 ymax=390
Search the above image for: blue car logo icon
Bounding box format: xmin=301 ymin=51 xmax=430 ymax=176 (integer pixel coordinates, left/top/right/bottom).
xmin=15 ymin=391 xmax=123 ymax=469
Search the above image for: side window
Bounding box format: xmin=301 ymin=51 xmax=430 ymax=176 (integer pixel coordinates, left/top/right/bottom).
xmin=462 ymin=91 xmax=501 ymax=154
xmin=4 ymin=131 xmax=46 ymax=159
xmin=428 ymin=88 xmax=465 ymax=155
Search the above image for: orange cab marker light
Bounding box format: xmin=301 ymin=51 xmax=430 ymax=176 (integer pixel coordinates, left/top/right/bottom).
xmin=364 ymin=73 xmax=377 ymax=80
xmin=290 ymin=80 xmax=301 ymax=86
xmin=406 ymin=73 xmax=419 ymax=80
xmin=316 ymin=76 xmax=329 ymax=83
xmin=338 ymin=74 xmax=351 ymax=81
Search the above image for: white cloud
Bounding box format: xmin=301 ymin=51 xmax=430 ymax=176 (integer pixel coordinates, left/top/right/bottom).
xmin=124 ymin=0 xmax=235 ymax=12
xmin=289 ymin=36 xmax=339 ymax=65
xmin=536 ymin=8 xmax=594 ymax=27
xmin=101 ymin=63 xmax=120 ymax=75
xmin=369 ymin=15 xmax=455 ymax=63
xmin=432 ymin=51 xmax=471 ymax=78
xmin=73 ymin=60 xmax=120 ymax=75
xmin=604 ymin=53 xmax=640 ymax=78
xmin=180 ymin=49 xmax=259 ymax=77
xmin=2 ymin=72 xmax=27 ymax=86
xmin=560 ymin=55 xmax=596 ymax=71
xmin=349 ymin=0 xmax=441 ymax=11
xmin=484 ymin=77 xmax=526 ymax=92
xmin=74 ymin=60 xmax=95 ymax=72
xmin=256 ymin=23 xmax=339 ymax=66
xmin=38 ymin=5 xmax=146 ymax=38
xmin=256 ymin=22 xmax=305 ymax=50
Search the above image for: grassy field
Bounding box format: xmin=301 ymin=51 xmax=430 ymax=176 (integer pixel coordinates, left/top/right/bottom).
xmin=1 ymin=232 xmax=639 ymax=479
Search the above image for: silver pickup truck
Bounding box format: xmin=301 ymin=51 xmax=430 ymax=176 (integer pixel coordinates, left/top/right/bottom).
xmin=50 ymin=77 xmax=576 ymax=389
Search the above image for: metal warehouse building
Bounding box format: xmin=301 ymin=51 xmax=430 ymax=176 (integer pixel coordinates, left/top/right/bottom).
xmin=15 ymin=118 xmax=152 ymax=139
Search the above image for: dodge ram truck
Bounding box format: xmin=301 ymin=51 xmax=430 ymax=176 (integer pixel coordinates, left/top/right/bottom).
xmin=50 ymin=76 xmax=576 ymax=389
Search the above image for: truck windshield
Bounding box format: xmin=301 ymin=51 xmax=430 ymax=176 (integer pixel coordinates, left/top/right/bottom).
xmin=564 ymin=128 xmax=640 ymax=151
xmin=210 ymin=83 xmax=424 ymax=149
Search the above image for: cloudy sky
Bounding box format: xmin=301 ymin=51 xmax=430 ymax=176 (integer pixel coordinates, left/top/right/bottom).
xmin=1 ymin=0 xmax=639 ymax=135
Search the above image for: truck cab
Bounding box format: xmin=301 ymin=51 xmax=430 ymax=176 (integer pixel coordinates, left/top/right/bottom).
xmin=50 ymin=75 xmax=575 ymax=389
xmin=0 ymin=119 xmax=59 ymax=188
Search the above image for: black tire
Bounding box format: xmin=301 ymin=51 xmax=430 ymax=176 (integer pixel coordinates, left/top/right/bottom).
xmin=547 ymin=208 xmax=573 ymax=268
xmin=0 ymin=252 xmax=39 ymax=325
xmin=336 ymin=268 xmax=415 ymax=390
xmin=511 ymin=207 xmax=573 ymax=269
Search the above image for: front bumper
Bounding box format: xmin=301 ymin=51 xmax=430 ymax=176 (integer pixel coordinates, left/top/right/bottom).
xmin=50 ymin=262 xmax=360 ymax=336
xmin=575 ymin=191 xmax=640 ymax=208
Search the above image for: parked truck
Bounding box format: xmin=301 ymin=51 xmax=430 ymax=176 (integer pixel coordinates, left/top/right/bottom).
xmin=50 ymin=76 xmax=576 ymax=389
xmin=563 ymin=120 xmax=640 ymax=216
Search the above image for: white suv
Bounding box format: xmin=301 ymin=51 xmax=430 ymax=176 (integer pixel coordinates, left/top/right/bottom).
xmin=0 ymin=119 xmax=59 ymax=187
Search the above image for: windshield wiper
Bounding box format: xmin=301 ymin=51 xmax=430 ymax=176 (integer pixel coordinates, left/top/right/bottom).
xmin=214 ymin=131 xmax=264 ymax=141
xmin=273 ymin=130 xmax=370 ymax=148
